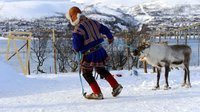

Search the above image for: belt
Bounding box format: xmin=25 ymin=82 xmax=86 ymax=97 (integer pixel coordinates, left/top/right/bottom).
xmin=84 ymin=44 xmax=102 ymax=55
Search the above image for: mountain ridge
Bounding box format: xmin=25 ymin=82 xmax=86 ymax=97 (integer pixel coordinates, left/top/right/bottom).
xmin=0 ymin=0 xmax=199 ymax=32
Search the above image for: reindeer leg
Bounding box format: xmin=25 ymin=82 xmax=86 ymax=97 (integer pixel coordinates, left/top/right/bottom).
xmin=164 ymin=65 xmax=171 ymax=90
xmin=181 ymin=68 xmax=187 ymax=87
xmin=185 ymin=65 xmax=191 ymax=88
xmin=152 ymin=68 xmax=160 ymax=90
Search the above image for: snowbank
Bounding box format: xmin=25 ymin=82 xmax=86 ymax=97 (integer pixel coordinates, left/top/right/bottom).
xmin=0 ymin=58 xmax=26 ymax=91
xmin=0 ymin=67 xmax=200 ymax=112
xmin=0 ymin=58 xmax=19 ymax=82
xmin=0 ymin=58 xmax=79 ymax=97
xmin=0 ymin=37 xmax=7 ymax=40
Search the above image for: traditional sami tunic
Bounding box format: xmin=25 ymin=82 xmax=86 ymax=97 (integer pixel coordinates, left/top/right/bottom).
xmin=72 ymin=16 xmax=113 ymax=69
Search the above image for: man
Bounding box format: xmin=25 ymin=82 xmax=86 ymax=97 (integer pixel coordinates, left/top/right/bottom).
xmin=66 ymin=6 xmax=123 ymax=100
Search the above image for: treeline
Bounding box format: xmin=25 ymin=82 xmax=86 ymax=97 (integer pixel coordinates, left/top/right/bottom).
xmin=31 ymin=26 xmax=150 ymax=73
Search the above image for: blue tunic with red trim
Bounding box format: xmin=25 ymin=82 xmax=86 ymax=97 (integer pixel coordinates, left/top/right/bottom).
xmin=72 ymin=16 xmax=113 ymax=69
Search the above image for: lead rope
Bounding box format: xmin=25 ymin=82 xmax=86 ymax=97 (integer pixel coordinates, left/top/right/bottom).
xmin=77 ymin=52 xmax=86 ymax=96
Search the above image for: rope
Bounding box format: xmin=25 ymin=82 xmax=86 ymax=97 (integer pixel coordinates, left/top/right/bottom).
xmin=94 ymin=69 xmax=98 ymax=79
xmin=77 ymin=52 xmax=85 ymax=96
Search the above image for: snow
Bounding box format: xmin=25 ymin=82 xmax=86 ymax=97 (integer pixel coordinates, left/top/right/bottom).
xmin=0 ymin=57 xmax=200 ymax=112
xmin=149 ymin=0 xmax=200 ymax=6
xmin=115 ymin=23 xmax=128 ymax=31
xmin=71 ymin=0 xmax=200 ymax=8
xmin=70 ymin=0 xmax=150 ymax=8
xmin=134 ymin=15 xmax=154 ymax=24
xmin=0 ymin=37 xmax=7 ymax=40
xmin=87 ymin=14 xmax=116 ymax=22
xmin=0 ymin=0 xmax=199 ymax=19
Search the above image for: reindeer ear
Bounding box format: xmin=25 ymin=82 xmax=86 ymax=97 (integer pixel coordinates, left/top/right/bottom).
xmin=142 ymin=39 xmax=146 ymax=43
xmin=140 ymin=41 xmax=146 ymax=46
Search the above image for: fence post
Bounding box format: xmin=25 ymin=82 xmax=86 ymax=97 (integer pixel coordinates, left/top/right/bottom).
xmin=198 ymin=26 xmax=200 ymax=66
xmin=6 ymin=32 xmax=32 ymax=75
xmin=185 ymin=29 xmax=188 ymax=45
xmin=27 ymin=40 xmax=31 ymax=75
xmin=152 ymin=67 xmax=156 ymax=73
xmin=143 ymin=60 xmax=147 ymax=73
xmin=52 ymin=29 xmax=57 ymax=74
xmin=176 ymin=31 xmax=179 ymax=44
xmin=6 ymin=38 xmax=11 ymax=60
xmin=159 ymin=34 xmax=161 ymax=42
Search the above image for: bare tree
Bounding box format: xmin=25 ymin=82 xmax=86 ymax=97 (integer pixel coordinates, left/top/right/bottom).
xmin=55 ymin=38 xmax=78 ymax=72
xmin=107 ymin=24 xmax=151 ymax=70
xmin=55 ymin=30 xmax=78 ymax=72
xmin=31 ymin=33 xmax=49 ymax=74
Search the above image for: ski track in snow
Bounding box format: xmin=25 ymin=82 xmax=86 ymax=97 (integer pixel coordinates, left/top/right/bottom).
xmin=0 ymin=63 xmax=200 ymax=112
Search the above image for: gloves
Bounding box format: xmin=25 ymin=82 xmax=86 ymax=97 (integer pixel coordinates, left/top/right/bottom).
xmin=108 ymin=38 xmax=114 ymax=44
xmin=133 ymin=49 xmax=139 ymax=56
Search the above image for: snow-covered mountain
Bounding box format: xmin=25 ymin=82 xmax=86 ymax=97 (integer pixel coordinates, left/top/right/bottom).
xmin=82 ymin=4 xmax=139 ymax=31
xmin=0 ymin=0 xmax=199 ymax=31
xmin=0 ymin=0 xmax=140 ymax=32
xmin=124 ymin=0 xmax=200 ymax=29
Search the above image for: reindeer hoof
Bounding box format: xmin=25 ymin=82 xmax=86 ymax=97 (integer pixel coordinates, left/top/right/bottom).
xmin=184 ymin=84 xmax=192 ymax=88
xmin=182 ymin=83 xmax=191 ymax=88
xmin=164 ymin=85 xmax=171 ymax=90
xmin=181 ymin=83 xmax=186 ymax=87
xmin=152 ymin=86 xmax=160 ymax=90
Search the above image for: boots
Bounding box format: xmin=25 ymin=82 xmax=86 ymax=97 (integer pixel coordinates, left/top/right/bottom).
xmin=85 ymin=84 xmax=123 ymax=99
xmin=85 ymin=81 xmax=104 ymax=100
xmin=84 ymin=92 xmax=104 ymax=100
xmin=84 ymin=73 xmax=123 ymax=99
xmin=105 ymin=75 xmax=123 ymax=97
xmin=112 ymin=84 xmax=123 ymax=97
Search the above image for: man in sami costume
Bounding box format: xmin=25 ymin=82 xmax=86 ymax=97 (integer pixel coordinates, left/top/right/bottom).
xmin=66 ymin=6 xmax=123 ymax=100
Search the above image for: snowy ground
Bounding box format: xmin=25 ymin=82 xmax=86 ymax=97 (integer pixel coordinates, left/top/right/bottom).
xmin=0 ymin=59 xmax=200 ymax=112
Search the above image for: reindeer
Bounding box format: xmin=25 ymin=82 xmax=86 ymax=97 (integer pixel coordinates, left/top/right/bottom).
xmin=132 ymin=43 xmax=192 ymax=90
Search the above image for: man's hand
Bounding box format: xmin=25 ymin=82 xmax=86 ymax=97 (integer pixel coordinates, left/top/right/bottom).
xmin=108 ymin=38 xmax=114 ymax=44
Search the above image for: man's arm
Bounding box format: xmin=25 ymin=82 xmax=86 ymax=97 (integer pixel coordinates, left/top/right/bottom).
xmin=99 ymin=24 xmax=114 ymax=44
xmin=72 ymin=33 xmax=84 ymax=52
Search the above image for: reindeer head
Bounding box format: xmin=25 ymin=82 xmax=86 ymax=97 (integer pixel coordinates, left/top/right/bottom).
xmin=132 ymin=42 xmax=150 ymax=58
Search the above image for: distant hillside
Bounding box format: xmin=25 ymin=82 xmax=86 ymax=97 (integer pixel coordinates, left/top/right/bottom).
xmin=0 ymin=0 xmax=199 ymax=32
